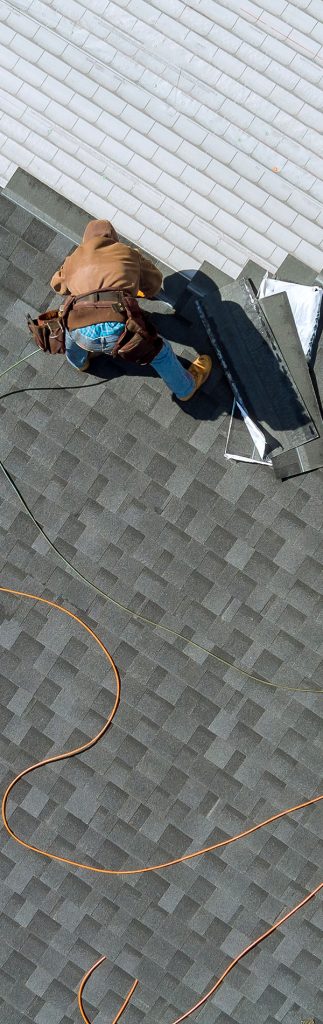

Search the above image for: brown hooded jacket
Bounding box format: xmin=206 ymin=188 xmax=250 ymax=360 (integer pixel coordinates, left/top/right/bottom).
xmin=50 ymin=220 xmax=163 ymax=299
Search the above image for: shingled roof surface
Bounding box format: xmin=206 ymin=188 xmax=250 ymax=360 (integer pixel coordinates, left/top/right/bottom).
xmin=0 ymin=192 xmax=323 ymax=1024
xmin=0 ymin=0 xmax=323 ymax=275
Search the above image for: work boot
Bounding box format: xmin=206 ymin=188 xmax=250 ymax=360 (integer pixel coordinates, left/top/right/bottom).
xmin=179 ymin=354 xmax=212 ymax=401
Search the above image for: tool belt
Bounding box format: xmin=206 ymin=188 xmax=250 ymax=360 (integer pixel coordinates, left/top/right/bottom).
xmin=26 ymin=289 xmax=162 ymax=365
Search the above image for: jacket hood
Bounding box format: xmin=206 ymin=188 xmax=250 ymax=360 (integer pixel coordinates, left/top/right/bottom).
xmin=82 ymin=220 xmax=119 ymax=244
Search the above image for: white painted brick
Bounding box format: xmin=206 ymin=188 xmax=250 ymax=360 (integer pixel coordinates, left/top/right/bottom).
xmin=0 ymin=45 xmax=20 ymax=72
xmin=206 ymin=158 xmax=240 ymax=191
xmin=213 ymin=210 xmax=246 ymax=241
xmin=263 ymin=196 xmax=298 ymax=228
xmin=93 ymin=87 xmax=126 ymax=118
xmin=202 ymin=135 xmax=237 ymax=164
xmin=148 ymin=123 xmax=181 ymax=153
xmin=258 ymin=0 xmax=289 ymax=13
xmin=192 ymin=237 xmax=227 ymax=268
xmin=123 ymin=129 xmax=157 ymax=160
xmin=282 ymin=3 xmax=316 ymax=31
xmin=270 ymin=85 xmax=304 ymax=116
xmin=119 ymin=107 xmax=155 ymax=137
xmin=52 ymin=150 xmax=85 ymax=180
xmin=140 ymin=70 xmax=173 ymax=101
xmin=11 ymin=39 xmax=43 ymax=70
xmin=171 ymin=114 xmax=205 ymax=146
xmin=282 ymin=163 xmax=316 ymax=191
xmin=0 ymin=23 xmax=15 ymax=45
xmin=289 ymin=27 xmax=320 ymax=53
xmin=128 ymin=153 xmax=162 ymax=185
xmin=176 ymin=140 xmax=211 ymax=172
xmin=245 ymin=92 xmax=278 ymax=122
xmin=108 ymin=185 xmax=141 ymax=216
xmin=73 ymin=117 xmax=105 ymax=148
xmin=266 ymin=222 xmax=299 ymax=252
xmin=253 ymin=140 xmax=288 ymax=170
xmin=80 ymin=168 xmax=115 ymax=199
xmin=277 ymin=136 xmax=316 ymax=168
xmin=56 ymin=174 xmax=90 ymax=207
xmin=260 ymin=36 xmax=295 ymax=66
xmin=42 ymin=78 xmax=74 ymax=107
xmin=294 ymin=239 xmax=322 ymax=271
xmin=0 ymin=114 xmax=29 ymax=144
xmin=231 ymin=153 xmax=264 ymax=183
xmin=220 ymin=99 xmax=254 ymax=131
xmin=234 ymin=19 xmax=266 ymax=50
xmin=159 ymin=196 xmax=194 ymax=229
xmin=208 ymin=185 xmax=243 ymax=216
xmin=0 ymin=88 xmax=27 ymax=120
xmin=24 ymin=130 xmax=57 ymax=161
xmin=139 ymin=227 xmax=174 ymax=261
xmin=295 ymin=80 xmax=323 ymax=109
xmin=74 ymin=144 xmax=106 ymax=174
xmin=42 ymin=125 xmax=78 ymax=157
xmin=131 ymin=178 xmax=164 ymax=210
xmin=234 ymin=178 xmax=267 ymax=208
xmin=0 ymin=156 xmax=16 ymax=186
xmin=151 ymin=147 xmax=186 ymax=177
xmin=2 ymin=137 xmax=34 ymax=166
xmin=163 ymin=221 xmax=198 ymax=253
xmin=0 ymin=67 xmax=22 ymax=95
xmin=217 ymin=72 xmax=250 ymax=105
xmin=138 ymin=206 xmax=170 ymax=235
xmin=70 ymin=94 xmax=103 ymax=123
xmin=85 ymin=192 xmax=118 ymax=220
xmin=301 ymin=104 xmax=323 ymax=133
xmin=236 ymin=41 xmax=271 ymax=72
xmin=310 ymin=21 xmax=323 ymax=43
xmin=259 ymin=169 xmax=291 ymax=201
xmin=18 ymin=83 xmax=50 ymax=112
xmin=292 ymin=214 xmax=322 ymax=247
xmin=195 ymin=0 xmax=238 ymax=30
xmin=290 ymin=52 xmax=323 ymax=84
xmin=179 ymin=6 xmax=213 ymax=36
xmin=100 ymin=137 xmax=134 ymax=166
xmin=168 ymin=247 xmax=199 ymax=272
xmin=288 ymin=190 xmax=321 ymax=222
xmin=27 ymin=0 xmax=61 ymax=28
xmin=239 ymin=203 xmax=272 ymax=234
xmin=243 ymin=228 xmax=276 ymax=259
xmin=240 ymin=67 xmax=276 ymax=98
xmin=27 ymin=156 xmax=62 ymax=187
xmin=37 ymin=52 xmax=70 ymax=81
xmin=266 ymin=61 xmax=299 ymax=91
xmin=52 ymin=0 xmax=84 ymax=19
xmin=158 ymin=171 xmax=190 ymax=203
xmin=310 ymin=179 xmax=323 ymax=203
xmin=33 ymin=26 xmax=67 ymax=53
xmin=60 ymin=48 xmax=92 ymax=79
xmin=64 ymin=69 xmax=96 ymax=99
xmin=224 ymin=126 xmax=256 ymax=156
xmin=271 ymin=111 xmax=307 ymax=142
xmin=118 ymin=80 xmax=151 ymax=111
xmin=46 ymin=101 xmax=78 ymax=130
xmin=5 ymin=10 xmax=38 ymax=39
xmin=190 ymin=217 xmax=223 ymax=250
xmin=198 ymin=107 xmax=228 ymax=136
xmin=13 ymin=58 xmax=44 ymax=91
xmin=181 ymin=165 xmax=214 ymax=197
xmin=308 ymin=0 xmax=323 ymax=15
xmin=56 ymin=18 xmax=88 ymax=47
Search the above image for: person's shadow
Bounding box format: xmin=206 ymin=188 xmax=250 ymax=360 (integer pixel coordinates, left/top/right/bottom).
xmin=86 ymin=269 xmax=321 ymax=442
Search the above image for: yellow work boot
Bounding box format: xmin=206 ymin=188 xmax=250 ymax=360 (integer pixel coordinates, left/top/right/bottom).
xmin=179 ymin=354 xmax=212 ymax=401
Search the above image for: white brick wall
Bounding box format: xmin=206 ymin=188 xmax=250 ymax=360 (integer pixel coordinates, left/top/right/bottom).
xmin=0 ymin=0 xmax=323 ymax=273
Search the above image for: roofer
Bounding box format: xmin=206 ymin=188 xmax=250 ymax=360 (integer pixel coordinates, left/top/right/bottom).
xmin=50 ymin=220 xmax=212 ymax=401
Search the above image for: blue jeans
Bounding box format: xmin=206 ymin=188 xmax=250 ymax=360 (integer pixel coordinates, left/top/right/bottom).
xmin=65 ymin=332 xmax=194 ymax=399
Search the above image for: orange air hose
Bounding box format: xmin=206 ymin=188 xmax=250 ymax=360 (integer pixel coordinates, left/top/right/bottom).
xmin=1 ymin=585 xmax=322 ymax=1024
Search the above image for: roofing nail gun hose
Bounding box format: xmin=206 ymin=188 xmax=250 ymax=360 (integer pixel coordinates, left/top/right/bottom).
xmin=1 ymin=586 xmax=322 ymax=1024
